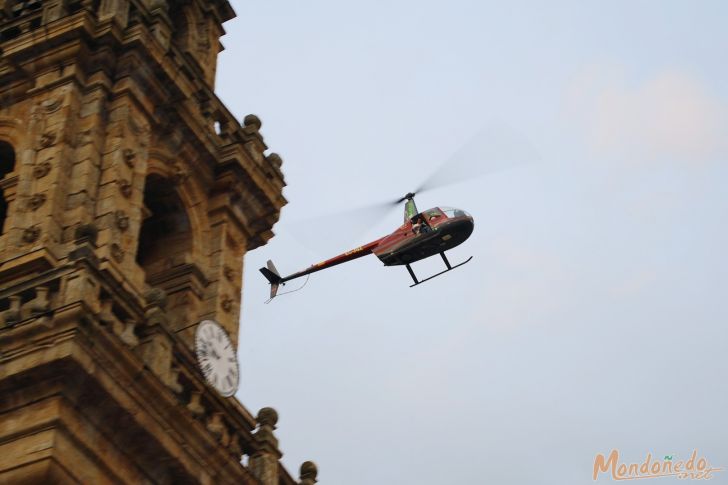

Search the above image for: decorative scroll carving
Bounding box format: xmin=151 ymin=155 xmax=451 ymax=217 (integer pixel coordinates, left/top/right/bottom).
xmin=41 ymin=97 xmax=64 ymax=114
xmin=39 ymin=131 xmax=56 ymax=148
xmin=122 ymin=148 xmax=136 ymax=168
xmin=223 ymin=265 xmax=235 ymax=282
xmin=27 ymin=193 xmax=46 ymax=211
xmin=221 ymin=295 xmax=233 ymax=313
xmin=115 ymin=210 xmax=130 ymax=231
xmin=33 ymin=160 xmax=52 ymax=179
xmin=118 ymin=179 xmax=132 ymax=198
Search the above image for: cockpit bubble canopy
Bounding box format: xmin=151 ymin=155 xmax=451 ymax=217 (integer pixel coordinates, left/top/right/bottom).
xmin=439 ymin=207 xmax=470 ymax=218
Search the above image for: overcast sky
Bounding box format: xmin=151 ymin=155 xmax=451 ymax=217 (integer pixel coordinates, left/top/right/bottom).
xmin=218 ymin=1 xmax=728 ymax=483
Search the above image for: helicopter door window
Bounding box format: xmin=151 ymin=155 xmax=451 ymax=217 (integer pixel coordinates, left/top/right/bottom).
xmin=423 ymin=209 xmax=444 ymax=227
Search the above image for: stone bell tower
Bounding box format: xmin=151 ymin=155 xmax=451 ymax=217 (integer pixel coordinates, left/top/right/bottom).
xmin=0 ymin=1 xmax=316 ymax=484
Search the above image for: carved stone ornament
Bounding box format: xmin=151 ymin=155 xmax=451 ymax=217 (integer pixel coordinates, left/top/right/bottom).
xmin=41 ymin=97 xmax=63 ymax=114
xmin=22 ymin=226 xmax=41 ymax=244
xmin=221 ymin=295 xmax=233 ymax=313
xmin=118 ymin=179 xmax=133 ymax=198
xmin=223 ymin=265 xmax=235 ymax=282
xmin=115 ymin=210 xmax=130 ymax=231
xmin=27 ymin=193 xmax=47 ymax=211
xmin=39 ymin=131 xmax=56 ymax=148
xmin=111 ymin=243 xmax=125 ymax=262
xmin=33 ymin=160 xmax=52 ymax=179
xmin=122 ymin=148 xmax=136 ymax=168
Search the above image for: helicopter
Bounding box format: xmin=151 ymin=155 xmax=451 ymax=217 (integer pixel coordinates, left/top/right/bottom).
xmin=259 ymin=123 xmax=535 ymax=300
xmin=260 ymin=191 xmax=474 ymax=299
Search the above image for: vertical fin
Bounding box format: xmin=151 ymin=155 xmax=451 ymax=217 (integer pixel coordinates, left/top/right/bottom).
xmin=270 ymin=282 xmax=279 ymax=299
xmin=259 ymin=259 xmax=283 ymax=299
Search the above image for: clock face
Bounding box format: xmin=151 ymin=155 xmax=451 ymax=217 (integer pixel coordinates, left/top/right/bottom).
xmin=195 ymin=320 xmax=239 ymax=397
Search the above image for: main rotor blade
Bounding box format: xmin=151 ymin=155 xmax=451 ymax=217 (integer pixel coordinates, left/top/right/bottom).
xmin=414 ymin=123 xmax=539 ymax=194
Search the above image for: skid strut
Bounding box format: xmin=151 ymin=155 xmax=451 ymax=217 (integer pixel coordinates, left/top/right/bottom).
xmin=405 ymin=252 xmax=473 ymax=287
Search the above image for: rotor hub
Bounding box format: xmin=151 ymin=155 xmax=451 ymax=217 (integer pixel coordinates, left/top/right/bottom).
xmin=398 ymin=192 xmax=416 ymax=203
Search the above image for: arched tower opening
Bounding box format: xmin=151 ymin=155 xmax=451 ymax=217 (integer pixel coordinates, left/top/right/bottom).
xmin=0 ymin=141 xmax=16 ymax=235
xmin=136 ymin=174 xmax=193 ymax=279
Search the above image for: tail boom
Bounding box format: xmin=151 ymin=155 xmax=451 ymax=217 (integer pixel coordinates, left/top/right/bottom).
xmin=258 ymin=239 xmax=382 ymax=299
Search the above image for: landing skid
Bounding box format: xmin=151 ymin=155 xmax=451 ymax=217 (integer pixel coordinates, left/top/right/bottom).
xmin=405 ymin=252 xmax=473 ymax=287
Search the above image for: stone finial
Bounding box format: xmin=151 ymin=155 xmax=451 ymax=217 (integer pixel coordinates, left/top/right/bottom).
xmin=254 ymin=407 xmax=279 ymax=450
xmin=300 ymin=461 xmax=318 ymax=484
xmin=244 ymin=114 xmax=262 ymax=131
xmin=267 ymin=153 xmax=283 ymax=169
xmin=256 ymin=407 xmax=278 ymax=428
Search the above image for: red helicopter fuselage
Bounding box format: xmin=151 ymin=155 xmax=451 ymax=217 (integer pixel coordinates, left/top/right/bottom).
xmin=260 ymin=200 xmax=474 ymax=297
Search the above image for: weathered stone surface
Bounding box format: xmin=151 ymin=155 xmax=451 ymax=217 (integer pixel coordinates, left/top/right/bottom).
xmin=0 ymin=1 xmax=301 ymax=484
